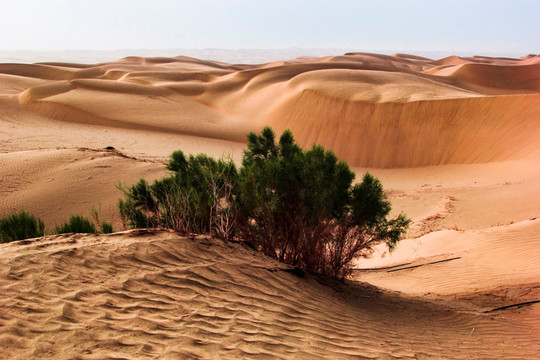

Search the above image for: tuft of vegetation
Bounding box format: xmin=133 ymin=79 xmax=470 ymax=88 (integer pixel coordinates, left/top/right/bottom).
xmin=54 ymin=215 xmax=97 ymax=234
xmin=90 ymin=204 xmax=114 ymax=234
xmin=118 ymin=152 xmax=237 ymax=239
xmin=0 ymin=211 xmax=45 ymax=243
xmin=118 ymin=127 xmax=410 ymax=279
xmin=100 ymin=221 xmax=114 ymax=234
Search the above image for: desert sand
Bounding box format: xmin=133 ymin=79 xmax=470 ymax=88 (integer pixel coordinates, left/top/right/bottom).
xmin=1 ymin=52 xmax=539 ymax=358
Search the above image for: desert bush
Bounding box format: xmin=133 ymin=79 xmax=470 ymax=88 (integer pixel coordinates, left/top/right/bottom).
xmin=0 ymin=211 xmax=45 ymax=243
xmin=235 ymin=127 xmax=410 ymax=279
xmin=118 ymin=151 xmax=237 ymax=239
xmin=117 ymin=127 xmax=409 ymax=279
xmin=54 ymin=215 xmax=97 ymax=234
xmin=117 ymin=180 xmax=155 ymax=229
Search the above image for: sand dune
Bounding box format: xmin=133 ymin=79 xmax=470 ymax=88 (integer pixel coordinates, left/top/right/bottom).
xmin=433 ymin=55 xmax=471 ymax=66
xmin=0 ymin=149 xmax=166 ymax=232
xmin=0 ymin=231 xmax=537 ymax=359
xmin=355 ymin=219 xmax=540 ymax=295
xmin=1 ymin=52 xmax=539 ymax=358
xmin=433 ymin=63 xmax=540 ymax=94
xmin=270 ymin=92 xmax=540 ymax=167
xmin=357 ymin=158 xmax=540 ymax=235
xmin=0 ymin=74 xmax=49 ymax=95
xmin=2 ymin=53 xmax=538 ymax=167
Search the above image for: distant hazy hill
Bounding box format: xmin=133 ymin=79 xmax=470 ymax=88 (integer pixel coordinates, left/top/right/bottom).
xmin=0 ymin=48 xmax=528 ymax=65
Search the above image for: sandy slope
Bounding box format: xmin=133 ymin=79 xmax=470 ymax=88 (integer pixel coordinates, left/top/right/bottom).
xmin=0 ymin=148 xmax=166 ymax=231
xmin=355 ymin=219 xmax=540 ymax=295
xmin=1 ymin=52 xmax=539 ymax=358
xmin=0 ymin=231 xmax=538 ymax=359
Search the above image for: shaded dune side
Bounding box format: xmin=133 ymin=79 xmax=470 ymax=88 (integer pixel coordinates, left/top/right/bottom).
xmin=270 ymin=91 xmax=540 ymax=168
xmin=0 ymin=232 xmax=536 ymax=359
xmin=17 ymin=81 xmax=249 ymax=143
xmin=0 ymin=63 xmax=105 ymax=80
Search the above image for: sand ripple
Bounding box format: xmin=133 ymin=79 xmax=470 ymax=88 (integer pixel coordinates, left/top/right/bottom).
xmin=0 ymin=231 xmax=537 ymax=359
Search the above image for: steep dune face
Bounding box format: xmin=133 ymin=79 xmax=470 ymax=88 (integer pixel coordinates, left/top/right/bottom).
xmin=0 ymin=232 xmax=537 ymax=359
xmin=3 ymin=53 xmax=539 ymax=168
xmin=270 ymin=91 xmax=540 ymax=167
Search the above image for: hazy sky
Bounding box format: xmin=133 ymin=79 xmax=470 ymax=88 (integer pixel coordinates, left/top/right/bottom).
xmin=1 ymin=0 xmax=538 ymax=55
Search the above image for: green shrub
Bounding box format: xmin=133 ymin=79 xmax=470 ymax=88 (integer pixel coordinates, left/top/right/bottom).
xmin=0 ymin=211 xmax=45 ymax=243
xmin=90 ymin=203 xmax=114 ymax=234
xmin=118 ymin=151 xmax=237 ymax=239
xmin=235 ymin=127 xmax=410 ymax=279
xmin=54 ymin=215 xmax=97 ymax=234
xmin=117 ymin=127 xmax=410 ymax=279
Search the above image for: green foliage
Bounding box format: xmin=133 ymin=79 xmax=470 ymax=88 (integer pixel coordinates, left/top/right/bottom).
xmin=236 ymin=127 xmax=410 ymax=279
xmin=90 ymin=203 xmax=114 ymax=234
xmin=117 ymin=127 xmax=410 ymax=279
xmin=54 ymin=215 xmax=97 ymax=234
xmin=0 ymin=211 xmax=45 ymax=243
xmin=118 ymin=151 xmax=237 ymax=239
xmin=100 ymin=221 xmax=114 ymax=234
xmin=118 ymin=179 xmax=159 ymax=229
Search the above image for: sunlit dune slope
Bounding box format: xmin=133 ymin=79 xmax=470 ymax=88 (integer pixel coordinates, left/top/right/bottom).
xmin=2 ymin=53 xmax=539 ymax=167
xmin=355 ymin=219 xmax=540 ymax=295
xmin=1 ymin=231 xmax=537 ymax=359
xmin=0 ymin=149 xmax=166 ymax=231
xmin=352 ymin=156 xmax=540 ymax=312
xmin=270 ymin=91 xmax=540 ymax=167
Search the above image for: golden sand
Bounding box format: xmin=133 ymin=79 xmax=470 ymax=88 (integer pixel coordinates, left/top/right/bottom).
xmin=1 ymin=53 xmax=538 ymax=358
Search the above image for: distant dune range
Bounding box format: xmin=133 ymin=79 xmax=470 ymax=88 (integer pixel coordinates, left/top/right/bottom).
xmin=1 ymin=53 xmax=539 ymax=167
xmin=1 ymin=53 xmax=539 ymax=358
